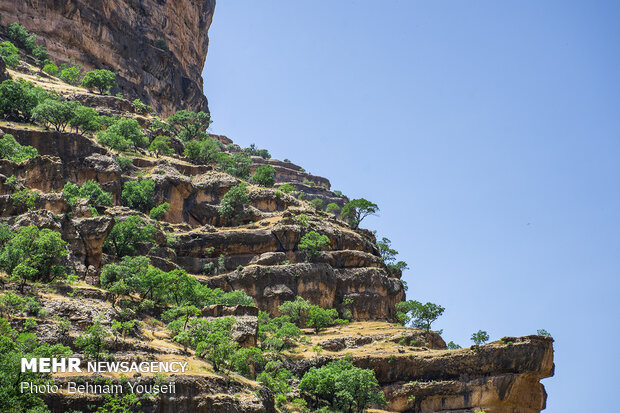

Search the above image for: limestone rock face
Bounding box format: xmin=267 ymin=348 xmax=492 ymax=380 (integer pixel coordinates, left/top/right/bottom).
xmin=0 ymin=0 xmax=216 ymax=116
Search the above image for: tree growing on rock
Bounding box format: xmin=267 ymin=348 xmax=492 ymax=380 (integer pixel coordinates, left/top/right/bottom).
xmin=219 ymin=182 xmax=249 ymax=224
xmin=149 ymin=202 xmax=170 ymax=221
xmin=341 ymin=198 xmax=379 ymax=229
xmin=74 ymin=319 xmax=109 ymax=362
xmin=299 ymin=359 xmax=386 ymax=413
xmin=0 ymin=134 xmax=38 ymax=162
xmin=0 ymin=41 xmax=20 ymax=68
xmin=81 ymin=69 xmax=117 ymax=94
xmin=69 ymin=105 xmax=102 ymax=135
xmin=103 ymin=216 xmax=157 ymax=258
xmin=121 ymin=178 xmax=156 ymax=213
xmin=148 ymin=135 xmax=174 ymax=157
xmin=98 ymin=117 xmax=148 ymax=151
xmin=218 ymin=152 xmax=252 ymax=179
xmin=31 ymin=99 xmax=78 ymax=131
xmin=278 ymin=296 xmax=310 ymax=327
xmin=471 ymin=330 xmax=489 ymax=345
xmin=306 ymin=305 xmax=339 ymax=333
xmin=168 ymin=110 xmax=212 ymax=141
xmin=395 ymin=300 xmax=445 ymax=331
xmin=298 ymin=231 xmax=330 ymax=262
xmin=251 ymin=164 xmax=276 ymax=187
xmin=183 ymin=137 xmax=222 ymax=164
xmin=376 ymin=237 xmax=409 ymax=277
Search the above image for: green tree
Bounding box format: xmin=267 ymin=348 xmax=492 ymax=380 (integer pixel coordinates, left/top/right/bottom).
xmin=279 ymin=183 xmax=295 ymax=194
xmin=219 ymin=182 xmax=249 ymax=223
xmin=306 ymin=305 xmax=338 ymax=334
xmin=298 ymin=231 xmax=330 ymax=262
xmin=31 ymin=99 xmax=78 ymax=132
xmin=98 ymin=118 xmax=148 ymax=151
xmin=121 ymin=179 xmax=155 ymax=212
xmin=168 ymin=110 xmax=212 ymax=141
xmin=0 ymin=41 xmax=20 ymax=68
xmin=0 ymin=79 xmax=39 ymax=121
xmin=97 ymin=393 xmax=141 ymax=413
xmin=251 ymin=164 xmax=275 ymax=187
xmin=258 ymin=313 xmax=302 ymax=351
xmin=132 ymin=99 xmax=153 ymax=114
xmin=148 ymin=135 xmax=174 ymax=157
xmin=309 ymin=198 xmax=323 ymax=210
xmin=149 ymin=202 xmax=170 ymax=221
xmin=326 ymin=202 xmax=340 ymax=215
xmin=0 ymin=318 xmax=72 ymax=413
xmin=244 ymin=144 xmax=271 ymax=159
xmin=74 ymin=319 xmax=109 ymax=362
xmin=395 ymin=300 xmax=445 ymax=331
xmin=446 ymin=341 xmax=462 ymax=350
xmin=376 ymin=237 xmax=409 ymax=276
xmin=69 ymin=105 xmax=102 ymax=135
xmin=218 ymin=152 xmax=252 ymax=179
xmin=299 ymin=359 xmax=386 ymax=413
xmin=230 ymin=347 xmax=265 ymax=379
xmin=63 ymin=180 xmax=113 ymax=208
xmin=32 ymin=45 xmax=49 ymax=67
xmin=81 ymin=69 xmax=116 ymax=94
xmin=103 ymin=216 xmax=156 ymax=258
xmin=341 ymin=198 xmax=379 ymax=229
xmin=278 ymin=296 xmax=310 ymax=327
xmin=471 ymin=330 xmax=489 ymax=345
xmin=0 ymin=226 xmax=68 ymax=288
xmin=192 ymin=318 xmax=238 ymax=372
xmin=257 ymin=360 xmax=293 ymax=404
xmin=0 ymin=134 xmax=38 ymax=162
xmin=12 ymin=188 xmax=38 ymax=210
xmin=42 ymin=63 xmax=59 ymax=76
xmin=183 ymin=137 xmax=222 ymax=164
xmin=6 ymin=23 xmax=36 ymax=52
xmin=58 ymin=64 xmax=83 ymax=85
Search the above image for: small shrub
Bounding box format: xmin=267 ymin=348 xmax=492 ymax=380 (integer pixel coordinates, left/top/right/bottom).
xmin=537 ymin=329 xmax=551 ymax=337
xmin=12 ymin=188 xmax=38 ymax=210
xmin=0 ymin=134 xmax=38 ymax=162
xmin=149 ymin=202 xmax=170 ymax=221
xmin=309 ymin=198 xmax=323 ymax=210
xmin=132 ymin=98 xmax=153 ymax=114
xmin=62 ymin=180 xmax=113 ymax=207
xmin=298 ymin=231 xmax=330 ymax=262
xmin=0 ymin=41 xmax=20 ymax=68
xmin=115 ymin=156 xmax=133 ymax=170
xmin=279 ymin=183 xmax=295 ymax=194
xmin=325 ymin=202 xmax=340 ymax=215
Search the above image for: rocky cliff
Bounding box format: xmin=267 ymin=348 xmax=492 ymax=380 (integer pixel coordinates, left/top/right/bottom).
xmin=0 ymin=0 xmax=215 ymax=116
xmin=0 ymin=5 xmax=554 ymax=413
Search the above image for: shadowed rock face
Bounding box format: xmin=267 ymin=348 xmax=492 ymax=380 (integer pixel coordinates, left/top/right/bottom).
xmin=0 ymin=0 xmax=216 ymax=116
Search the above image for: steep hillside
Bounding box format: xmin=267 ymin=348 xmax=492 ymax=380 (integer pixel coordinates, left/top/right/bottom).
xmin=0 ymin=8 xmax=554 ymax=413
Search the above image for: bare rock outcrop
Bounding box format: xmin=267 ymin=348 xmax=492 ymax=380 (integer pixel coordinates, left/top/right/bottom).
xmin=0 ymin=0 xmax=216 ymax=115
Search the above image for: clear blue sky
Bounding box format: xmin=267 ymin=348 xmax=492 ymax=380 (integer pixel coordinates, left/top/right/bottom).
xmin=203 ymin=2 xmax=620 ymax=411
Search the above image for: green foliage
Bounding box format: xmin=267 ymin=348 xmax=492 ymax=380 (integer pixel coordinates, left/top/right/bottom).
xmin=82 ymin=69 xmax=116 ymax=95
xmin=149 ymin=202 xmax=170 ymax=221
xmin=0 ymin=79 xmax=42 ymax=121
xmin=115 ymin=156 xmax=133 ymax=170
xmin=183 ymin=137 xmax=222 ymax=164
xmin=0 ymin=41 xmax=20 ymax=68
xmin=0 ymin=225 xmax=68 ymax=286
xmin=103 ymin=216 xmax=156 ymax=258
xmin=12 ymin=188 xmax=38 ymax=210
xmin=395 ymin=300 xmax=445 ymax=331
xmin=32 ymin=45 xmax=49 ymax=66
xmin=471 ymin=330 xmax=490 ymax=345
xmin=31 ymin=99 xmax=78 ymax=132
xmin=446 ymin=341 xmax=462 ymax=350
xmin=42 ymin=63 xmax=59 ymax=76
xmin=536 ymin=329 xmax=551 ymax=337
xmin=148 ymin=135 xmax=173 ymax=157
xmin=341 ymin=198 xmax=379 ymax=229
xmin=278 ymin=296 xmax=310 ymax=327
xmin=279 ymin=183 xmax=295 ymax=194
xmin=62 ymin=180 xmax=113 ymax=207
xmin=303 ymin=179 xmax=316 ymax=187
xmin=376 ymin=237 xmax=409 ymax=276
xmin=326 ymin=202 xmax=340 ymax=215
xmin=168 ymin=110 xmax=212 ymax=141
xmin=97 ymin=393 xmax=141 ymax=413
xmin=251 ymin=165 xmax=275 ymax=187
xmin=121 ymin=179 xmax=155 ymax=212
xmin=132 ymin=98 xmax=153 ymax=114
xmin=98 ymin=118 xmax=148 ymax=151
xmin=230 ymin=347 xmax=265 ymax=379
xmin=69 ymin=105 xmax=102 ymax=135
xmin=298 ymin=231 xmax=330 ymax=262
xmin=257 ymin=360 xmax=293 ymax=405
xmin=0 ymin=317 xmax=71 ymax=412
xmin=258 ymin=313 xmax=302 ymax=351
xmin=192 ymin=318 xmax=237 ymax=372
xmin=6 ymin=23 xmax=36 ymax=52
xmin=306 ymin=305 xmax=339 ymax=334
xmin=299 ymin=359 xmax=386 ymax=413
xmin=58 ymin=63 xmax=83 ymax=85
xmin=219 ymin=182 xmax=249 ymax=222
xmin=0 ymin=134 xmax=38 ymax=162
xmin=218 ymin=152 xmax=252 ymax=179
xmin=244 ymin=144 xmax=271 ymax=159
xmin=309 ymin=198 xmax=323 ymax=211
xmin=74 ymin=319 xmax=109 ymax=362
xmin=155 ymin=39 xmax=169 ymax=51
